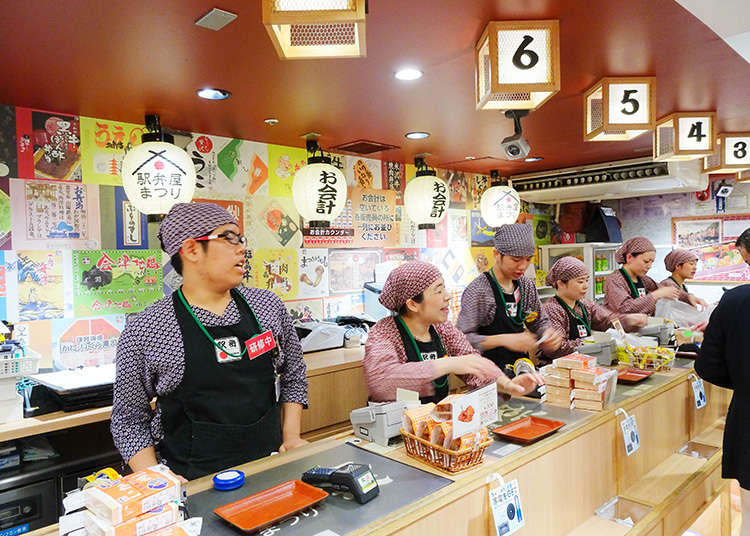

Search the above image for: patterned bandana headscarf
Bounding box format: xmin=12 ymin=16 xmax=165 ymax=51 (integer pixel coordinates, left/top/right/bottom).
xmin=379 ymin=261 xmax=443 ymax=312
xmin=664 ymin=249 xmax=698 ymax=272
xmin=158 ymin=202 xmax=239 ymax=256
xmin=615 ymin=237 xmax=655 ymax=264
xmin=545 ymin=256 xmax=588 ymax=288
xmin=493 ymin=224 xmax=535 ymax=256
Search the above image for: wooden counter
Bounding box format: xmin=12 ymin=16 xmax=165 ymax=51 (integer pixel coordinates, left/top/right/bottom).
xmin=28 ymin=364 xmax=733 ymax=536
xmin=0 ymin=346 xmax=366 ymax=442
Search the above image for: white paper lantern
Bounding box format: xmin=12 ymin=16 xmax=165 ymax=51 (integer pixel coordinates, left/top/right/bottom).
xmin=121 ymin=141 xmax=196 ymax=214
xmin=403 ymin=173 xmax=449 ymax=229
xmin=292 ymin=161 xmax=347 ymax=227
xmin=480 ymin=185 xmax=521 ymax=227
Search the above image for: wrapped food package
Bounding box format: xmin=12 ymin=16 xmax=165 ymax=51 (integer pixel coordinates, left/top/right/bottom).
xmin=402 ymin=403 xmax=436 ymax=435
xmin=553 ymin=353 xmax=596 ymax=370
xmin=430 ymin=422 xmax=453 ymax=448
xmin=85 ymin=501 xmax=181 ymax=536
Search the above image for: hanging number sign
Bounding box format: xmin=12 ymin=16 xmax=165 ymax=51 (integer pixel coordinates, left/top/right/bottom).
xmin=655 ymin=113 xmax=716 ymax=161
xmin=679 ymin=117 xmax=711 ymax=150
xmin=724 ymin=134 xmax=750 ymax=167
xmin=584 ymin=77 xmax=655 ymax=141
xmin=608 ymin=83 xmax=650 ymax=124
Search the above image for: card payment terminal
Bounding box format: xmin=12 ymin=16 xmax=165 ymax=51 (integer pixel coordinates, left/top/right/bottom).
xmin=302 ymin=463 xmax=380 ymax=504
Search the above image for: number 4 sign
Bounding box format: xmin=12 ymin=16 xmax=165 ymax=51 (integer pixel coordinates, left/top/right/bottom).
xmin=654 ymin=112 xmax=716 ymax=161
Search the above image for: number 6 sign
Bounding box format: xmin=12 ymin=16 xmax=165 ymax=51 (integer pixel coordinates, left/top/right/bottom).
xmin=475 ymin=20 xmax=560 ymax=111
xmin=702 ymin=132 xmax=750 ymax=174
xmin=654 ymin=112 xmax=716 ymax=161
xmin=584 ymin=77 xmax=656 ymax=142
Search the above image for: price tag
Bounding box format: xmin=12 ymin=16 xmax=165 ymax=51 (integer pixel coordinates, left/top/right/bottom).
xmin=489 ymin=479 xmax=525 ymax=535
xmin=608 ymin=83 xmax=650 ymax=124
xmin=620 ymin=414 xmax=640 ymax=456
xmin=692 ymin=378 xmax=707 ymax=409
xmin=723 ymin=135 xmax=750 ymax=166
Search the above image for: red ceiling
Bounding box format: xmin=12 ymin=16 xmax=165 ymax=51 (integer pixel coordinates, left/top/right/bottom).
xmin=1 ymin=0 xmax=750 ymax=176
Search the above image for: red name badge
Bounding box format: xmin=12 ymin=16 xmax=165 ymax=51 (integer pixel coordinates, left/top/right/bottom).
xmin=245 ymin=330 xmax=276 ymax=360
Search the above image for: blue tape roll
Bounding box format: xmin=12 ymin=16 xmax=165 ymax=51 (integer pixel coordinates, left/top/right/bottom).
xmin=213 ymin=470 xmax=245 ymax=491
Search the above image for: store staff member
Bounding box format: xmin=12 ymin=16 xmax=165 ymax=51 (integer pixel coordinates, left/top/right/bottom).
xmin=542 ymin=257 xmax=648 ymax=358
xmin=111 ymin=202 xmax=308 ymax=480
xmin=658 ymin=249 xmax=708 ymax=309
xmin=457 ymin=224 xmax=562 ymax=369
xmin=364 ymin=261 xmax=543 ymax=403
xmin=604 ymin=237 xmax=679 ymax=315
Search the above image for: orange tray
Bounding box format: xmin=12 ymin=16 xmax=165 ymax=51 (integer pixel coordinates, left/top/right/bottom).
xmin=214 ymin=479 xmax=328 ymax=533
xmin=618 ymin=368 xmax=655 ymax=384
xmin=491 ymin=416 xmax=565 ymax=445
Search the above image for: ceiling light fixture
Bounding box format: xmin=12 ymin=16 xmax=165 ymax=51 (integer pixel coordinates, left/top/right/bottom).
xmin=394 ymin=67 xmax=423 ymax=81
xmin=264 ymin=118 xmax=279 ymax=125
xmin=524 ymin=157 xmax=543 ymax=162
xmin=465 ymin=156 xmax=476 ymax=160
xmin=197 ymin=88 xmax=231 ymax=100
xmin=405 ymin=131 xmax=430 ymax=140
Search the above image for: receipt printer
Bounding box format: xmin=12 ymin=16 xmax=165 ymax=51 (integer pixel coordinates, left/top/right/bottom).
xmin=350 ymin=400 xmax=420 ymax=447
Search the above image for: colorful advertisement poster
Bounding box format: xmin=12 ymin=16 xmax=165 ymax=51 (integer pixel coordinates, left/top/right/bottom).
xmin=382 ymin=161 xmax=405 ymax=204
xmin=72 ymin=249 xmax=163 ymax=316
xmin=324 ymin=292 xmax=365 ymax=318
xmin=16 ymin=107 xmax=82 ymax=181
xmin=268 ymin=144 xmax=307 ymax=198
xmin=383 ymin=248 xmax=419 ymax=262
xmin=447 ymin=209 xmax=468 ymax=245
xmin=51 ymin=315 xmax=126 ymax=369
xmin=533 ymin=214 xmax=552 ymax=245
xmin=328 ymin=249 xmax=380 ymax=294
xmin=16 ymin=250 xmax=65 ymax=321
xmin=115 ymin=186 xmax=148 ymax=249
xmin=80 ymin=116 xmax=145 ymax=185
xmin=470 ymin=210 xmax=495 ymax=247
xmin=345 ymin=156 xmax=381 ymax=189
xmin=0 ymin=105 xmax=17 ymax=180
xmin=13 ymin=320 xmax=53 ymax=369
xmin=298 ymin=249 xmax=329 ymax=299
xmin=397 ymin=206 xmax=426 ymax=249
xmin=301 ymin=198 xmax=354 ymax=248
xmin=193 ymin=198 xmax=244 ymax=234
xmin=186 ymin=133 xmax=268 ymax=197
xmin=351 ymin=188 xmax=398 ymax=248
xmin=446 ymin=170 xmax=468 ymax=208
xmin=10 ymin=179 xmax=101 ymax=249
xmin=470 ymin=174 xmax=489 ymax=210
xmin=693 ymin=242 xmax=750 ymax=282
xmin=426 ymin=216 xmax=448 ymax=248
xmin=0 ymin=178 xmax=10 ymax=249
xmin=247 ymin=195 xmax=302 ymax=249
xmin=252 ymin=248 xmax=299 ymax=300
xmin=285 ymin=298 xmax=324 ymax=323
xmin=420 ymin=247 xmax=477 ymax=289
xmin=470 ymin=247 xmax=495 ymax=274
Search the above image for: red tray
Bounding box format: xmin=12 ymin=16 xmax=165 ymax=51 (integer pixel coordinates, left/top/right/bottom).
xmin=618 ymin=368 xmax=655 ymax=384
xmin=491 ymin=416 xmax=565 ymax=445
xmin=214 ymin=479 xmax=328 ymax=533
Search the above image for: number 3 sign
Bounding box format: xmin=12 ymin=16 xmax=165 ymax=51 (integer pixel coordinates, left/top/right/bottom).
xmin=702 ymin=132 xmax=750 ymax=174
xmin=584 ymin=77 xmax=656 ymax=142
xmin=475 ymin=20 xmax=560 ymax=111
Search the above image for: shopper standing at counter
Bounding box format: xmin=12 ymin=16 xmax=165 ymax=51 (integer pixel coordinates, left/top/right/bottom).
xmin=604 ymin=237 xmax=679 ymax=315
xmin=364 ymin=261 xmax=543 ymax=403
xmin=695 ymin=279 xmax=750 ymax=536
xmin=658 ymin=249 xmax=707 ymax=308
xmin=542 ymin=257 xmax=647 ymax=358
xmin=457 ymin=224 xmax=562 ymax=369
xmin=111 ymin=202 xmax=308 ymax=480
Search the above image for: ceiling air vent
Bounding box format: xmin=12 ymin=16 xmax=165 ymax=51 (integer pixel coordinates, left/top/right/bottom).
xmin=329 ymin=139 xmax=400 ymax=155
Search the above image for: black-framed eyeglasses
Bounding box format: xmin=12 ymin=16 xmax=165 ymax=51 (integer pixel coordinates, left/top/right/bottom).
xmin=195 ymin=230 xmax=247 ymax=247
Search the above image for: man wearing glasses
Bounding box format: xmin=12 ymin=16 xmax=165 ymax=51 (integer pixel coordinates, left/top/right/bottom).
xmin=111 ymin=202 xmax=308 ymax=480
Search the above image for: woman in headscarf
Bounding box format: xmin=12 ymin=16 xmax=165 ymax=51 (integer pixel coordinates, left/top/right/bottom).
xmin=542 ymin=257 xmax=648 ymax=358
xmin=659 ymin=249 xmax=708 ymax=308
xmin=364 ymin=261 xmax=544 ymax=403
xmin=604 ymin=237 xmax=680 ymax=315
xmin=457 ymin=224 xmax=562 ymax=370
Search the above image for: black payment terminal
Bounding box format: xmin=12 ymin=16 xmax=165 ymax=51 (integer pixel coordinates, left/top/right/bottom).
xmin=302 ymin=463 xmax=380 ymax=504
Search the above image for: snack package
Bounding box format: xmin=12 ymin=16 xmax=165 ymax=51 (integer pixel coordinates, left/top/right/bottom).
xmin=85 ymin=501 xmax=181 ymax=536
xmin=402 ymin=403 xmax=436 ymax=435
xmin=545 ymin=385 xmax=572 ymax=400
xmin=430 ymin=422 xmax=453 ymax=447
xmin=434 ymin=394 xmax=463 ymax=420
xmin=449 ymin=427 xmax=489 ymax=452
xmin=543 ymin=375 xmax=573 ymax=388
xmin=574 ymin=380 xmax=607 ymax=393
xmin=85 ymin=465 xmax=182 ymax=525
xmin=147 ymin=518 xmax=203 ymax=536
xmin=540 ymin=365 xmax=571 ymax=379
xmin=417 ymin=417 xmax=438 ymax=441
xmin=573 ymin=388 xmax=605 ymax=402
xmin=553 ymin=353 xmax=596 ymax=370
xmin=571 ymin=367 xmax=614 ymax=385
xmin=572 ymin=398 xmax=604 ymax=411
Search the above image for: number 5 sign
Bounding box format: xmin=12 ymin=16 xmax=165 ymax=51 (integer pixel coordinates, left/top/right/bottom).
xmin=584 ymin=77 xmax=656 ymax=142
xmin=475 ymin=20 xmax=560 ymax=111
xmin=702 ymin=132 xmax=750 ymax=174
xmin=654 ymin=112 xmax=716 ymax=161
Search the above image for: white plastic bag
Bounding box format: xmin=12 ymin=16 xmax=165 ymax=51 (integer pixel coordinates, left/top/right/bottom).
xmin=655 ymin=298 xmax=713 ymax=328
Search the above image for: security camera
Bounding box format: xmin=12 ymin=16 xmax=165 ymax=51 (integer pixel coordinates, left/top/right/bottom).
xmin=501 ymin=110 xmax=531 ymax=160
xmin=501 ymin=133 xmax=531 ymax=160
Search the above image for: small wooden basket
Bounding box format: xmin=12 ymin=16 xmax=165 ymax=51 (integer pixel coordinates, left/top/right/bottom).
xmin=400 ymin=428 xmax=492 ymax=474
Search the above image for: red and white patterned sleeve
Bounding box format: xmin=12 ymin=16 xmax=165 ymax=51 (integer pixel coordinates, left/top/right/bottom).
xmin=363 ymin=318 xmax=440 ymax=402
xmin=659 ymin=277 xmax=691 ymax=304
xmin=585 ymin=299 xmax=619 ymax=331
xmin=435 ymin=321 xmax=499 ymax=389
xmin=603 ymin=271 xmax=656 ymax=315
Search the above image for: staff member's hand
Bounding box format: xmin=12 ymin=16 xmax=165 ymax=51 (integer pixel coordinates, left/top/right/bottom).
xmin=624 ymin=313 xmax=649 ymax=329
xmin=652 ymin=286 xmax=680 ymax=301
xmin=497 ymin=331 xmax=538 ymax=353
xmin=498 ymin=371 xmax=544 ymax=396
xmin=439 ymin=355 xmax=502 ymax=383
xmin=538 ymin=328 xmax=563 ymax=353
xmin=279 ymin=436 xmax=309 ymax=452
xmin=688 ymin=295 xmax=708 ymax=310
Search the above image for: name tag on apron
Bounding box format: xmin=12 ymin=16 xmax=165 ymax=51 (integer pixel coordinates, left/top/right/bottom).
xmin=637 ymin=287 xmax=646 ymax=297
xmin=245 ymin=329 xmax=277 ymax=360
xmin=506 ymin=302 xmax=518 ymax=317
xmin=577 ymin=324 xmax=588 ymax=337
xmin=215 ymin=336 xmax=242 ymax=363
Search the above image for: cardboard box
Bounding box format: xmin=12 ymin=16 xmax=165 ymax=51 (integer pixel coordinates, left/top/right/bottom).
xmin=85 ymin=466 xmax=182 ymax=525
xmin=540 ymin=365 xmax=571 ymax=379
xmin=571 ymin=367 xmax=614 ymax=384
xmin=573 ymin=388 xmax=606 ymax=402
xmin=86 ymin=501 xmax=181 ymax=536
xmin=573 ymin=398 xmax=605 ymax=411
xmin=553 ymin=353 xmax=596 ymax=370
xmin=544 ymin=375 xmax=573 ymax=388
xmin=545 ymin=398 xmax=573 ymax=409
xmin=573 ymin=379 xmax=607 ymax=392
xmin=545 ymin=385 xmax=572 ymax=399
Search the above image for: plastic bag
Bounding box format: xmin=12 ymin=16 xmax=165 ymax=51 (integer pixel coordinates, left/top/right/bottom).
xmin=655 ymin=298 xmax=713 ymax=328
xmin=605 ymin=328 xmax=657 ymax=349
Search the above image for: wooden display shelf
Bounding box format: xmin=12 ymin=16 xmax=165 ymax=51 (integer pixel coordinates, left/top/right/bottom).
xmin=622 ymin=453 xmax=708 ymax=506
xmin=566 ymin=515 xmax=632 ymax=536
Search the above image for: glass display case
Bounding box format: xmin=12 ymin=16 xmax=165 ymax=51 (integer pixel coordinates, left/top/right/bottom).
xmin=538 ymin=242 xmax=621 ymax=301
